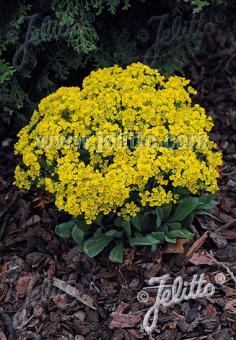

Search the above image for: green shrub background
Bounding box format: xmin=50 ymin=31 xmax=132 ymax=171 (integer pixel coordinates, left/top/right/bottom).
xmin=0 ymin=0 xmax=232 ymax=126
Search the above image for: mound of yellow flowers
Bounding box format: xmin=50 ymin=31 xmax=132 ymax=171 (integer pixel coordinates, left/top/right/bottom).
xmin=15 ymin=63 xmax=222 ymax=224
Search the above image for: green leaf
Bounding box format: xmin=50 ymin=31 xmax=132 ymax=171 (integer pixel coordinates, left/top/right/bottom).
xmin=167 ymin=229 xmax=194 ymax=239
xmin=72 ymin=218 xmax=90 ymax=234
xmin=162 ymin=203 xmax=172 ymax=220
xmin=129 ymin=233 xmax=160 ymax=246
xmin=181 ymin=214 xmax=194 ymax=228
xmin=105 ymin=229 xmax=123 ymax=238
xmin=142 ymin=210 xmax=156 ymax=220
xmin=131 ymin=215 xmax=142 ymax=231
xmin=159 ymin=223 xmax=168 ymax=233
xmin=115 ymin=216 xmax=123 ymax=227
xmin=151 ymin=231 xmax=165 ymax=242
xmin=151 ymin=245 xmax=157 ymax=252
xmin=84 ymin=234 xmax=114 ymax=257
xmin=155 ymin=207 xmax=163 ymax=229
xmin=199 ymin=193 xmax=216 ymax=204
xmin=169 ymin=197 xmax=199 ymax=222
xmin=109 ymin=240 xmax=124 ymax=263
xmin=121 ymin=220 xmax=131 ymax=236
xmin=78 ymin=241 xmax=86 ymax=253
xmin=166 ymin=222 xmax=181 ymax=230
xmin=194 ymin=210 xmax=210 ymax=216
xmin=95 ymin=214 xmax=103 ymax=227
xmin=115 ymin=217 xmax=131 ymax=236
xmin=165 ymin=235 xmax=177 ymax=243
xmin=156 ymin=207 xmax=164 ymax=221
xmin=55 ymin=221 xmax=75 ymax=239
xmin=196 ymin=194 xmax=216 ymax=212
xmin=0 ymin=60 xmax=15 ymax=84
xmin=72 ymin=226 xmax=84 ymax=245
xmin=141 ymin=210 xmax=157 ymax=232
xmin=93 ymin=227 xmax=103 ymax=237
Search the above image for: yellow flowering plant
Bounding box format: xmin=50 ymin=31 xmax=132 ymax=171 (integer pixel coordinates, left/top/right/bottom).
xmin=14 ymin=63 xmax=222 ymax=262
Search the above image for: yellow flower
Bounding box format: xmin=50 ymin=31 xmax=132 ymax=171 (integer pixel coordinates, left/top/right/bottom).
xmin=14 ymin=62 xmax=222 ymax=223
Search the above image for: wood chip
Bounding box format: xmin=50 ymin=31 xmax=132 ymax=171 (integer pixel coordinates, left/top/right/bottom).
xmin=53 ymin=277 xmax=96 ymax=310
xmin=164 ymin=238 xmax=189 ymax=254
xmin=15 ymin=272 xmax=36 ymax=297
xmin=189 ymin=251 xmax=214 ymax=266
xmin=219 ymin=218 xmax=236 ymax=231
xmin=184 ymin=232 xmax=208 ymax=264
xmin=109 ymin=312 xmax=141 ymax=329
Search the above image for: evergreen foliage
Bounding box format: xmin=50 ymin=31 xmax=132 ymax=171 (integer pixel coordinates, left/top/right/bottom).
xmin=0 ymin=0 xmax=231 ymax=124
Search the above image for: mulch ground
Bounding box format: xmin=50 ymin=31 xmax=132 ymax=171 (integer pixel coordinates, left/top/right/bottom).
xmin=0 ymin=27 xmax=236 ymax=340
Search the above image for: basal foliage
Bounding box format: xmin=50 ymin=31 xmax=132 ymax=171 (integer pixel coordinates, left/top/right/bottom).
xmin=15 ymin=62 xmax=222 ymax=226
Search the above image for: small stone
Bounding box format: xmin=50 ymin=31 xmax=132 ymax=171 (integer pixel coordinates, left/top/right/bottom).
xmin=74 ymin=311 xmax=86 ymax=322
xmin=227 ymin=179 xmax=236 ymax=187
xmin=141 ymin=263 xmax=153 ymax=270
xmin=1 ymin=138 xmax=12 ymax=148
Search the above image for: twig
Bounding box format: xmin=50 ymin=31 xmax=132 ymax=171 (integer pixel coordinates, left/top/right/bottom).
xmin=53 ymin=277 xmax=97 ymax=310
xmin=0 ymin=213 xmax=9 ymax=241
xmin=221 ymin=171 xmax=236 ymax=177
xmin=183 ymin=232 xmax=208 ymax=265
xmin=0 ymin=208 xmax=8 ymax=220
xmin=219 ymin=218 xmax=236 ymax=231
xmin=189 ymin=224 xmax=200 ymax=238
xmin=203 ymin=213 xmax=224 ymax=223
xmin=209 ymin=251 xmax=236 ymax=286
xmin=227 ymin=318 xmax=236 ymax=324
xmin=0 ymin=265 xmax=20 ymax=278
xmin=15 ymin=312 xmax=35 ymax=330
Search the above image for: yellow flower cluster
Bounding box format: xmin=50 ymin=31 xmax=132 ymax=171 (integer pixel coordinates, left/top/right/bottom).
xmin=14 ymin=63 xmax=222 ymax=223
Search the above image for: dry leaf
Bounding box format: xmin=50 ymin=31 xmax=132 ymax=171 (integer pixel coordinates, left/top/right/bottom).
xmin=205 ymin=304 xmax=217 ymax=317
xmin=52 ymin=292 xmax=68 ymax=309
xmin=13 ymin=227 xmax=52 ymax=243
xmin=209 ymin=232 xmax=228 ymax=248
xmin=222 ymin=286 xmax=236 ymax=297
xmin=225 ymin=299 xmax=236 ymax=313
xmin=24 ymin=215 xmax=41 ymax=226
xmin=15 ymin=272 xmax=35 ymax=297
xmin=164 ymin=238 xmax=189 ymax=254
xmin=127 ymin=329 xmax=144 ymax=338
xmin=33 ymin=192 xmax=51 ymax=209
xmin=115 ymin=302 xmax=128 ymax=313
xmin=184 ymin=232 xmax=208 ymax=264
xmin=109 ymin=312 xmax=141 ymax=329
xmin=144 ymin=262 xmax=161 ymax=279
xmin=189 ymin=251 xmax=214 ymax=266
xmin=122 ymin=248 xmax=136 ymax=267
xmin=220 ymin=230 xmax=236 ymax=239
